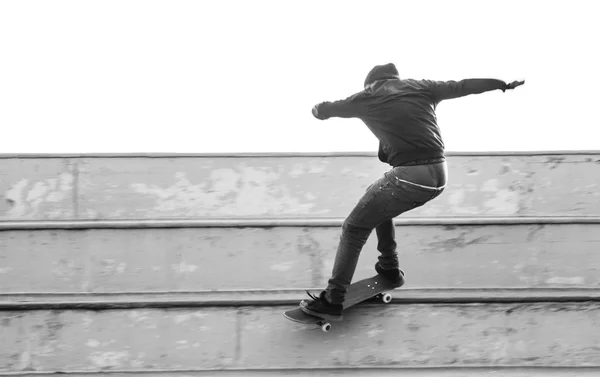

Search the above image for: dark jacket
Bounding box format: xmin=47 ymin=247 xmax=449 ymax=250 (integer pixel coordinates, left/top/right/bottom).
xmin=314 ymin=63 xmax=507 ymax=166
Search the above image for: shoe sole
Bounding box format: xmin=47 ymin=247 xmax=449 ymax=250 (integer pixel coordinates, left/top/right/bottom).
xmin=300 ymin=302 xmax=343 ymax=322
xmin=376 ymin=266 xmax=406 ymax=288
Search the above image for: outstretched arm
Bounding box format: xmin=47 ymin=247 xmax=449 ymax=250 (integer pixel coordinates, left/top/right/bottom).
xmin=428 ymin=79 xmax=525 ymax=103
xmin=312 ymin=91 xmax=368 ymax=120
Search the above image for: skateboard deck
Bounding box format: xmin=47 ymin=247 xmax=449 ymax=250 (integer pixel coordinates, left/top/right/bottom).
xmin=283 ymin=272 xmax=401 ymax=332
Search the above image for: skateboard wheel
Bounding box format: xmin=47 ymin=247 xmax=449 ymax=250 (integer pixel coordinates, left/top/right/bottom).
xmin=321 ymin=323 xmax=331 ymax=332
xmin=382 ymin=293 xmax=392 ymax=303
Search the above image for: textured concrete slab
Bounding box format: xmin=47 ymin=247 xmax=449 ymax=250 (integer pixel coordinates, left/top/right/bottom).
xmin=241 ymin=303 xmax=600 ymax=368
xmin=0 ymin=308 xmax=237 ymax=372
xmin=5 ymin=368 xmax=600 ymax=377
xmin=2 ymin=154 xmax=599 ymax=220
xmin=0 ymin=230 xmax=89 ymax=292
xmin=75 ymin=156 xmax=385 ymax=219
xmin=1 ymin=224 xmax=599 ymax=293
xmin=0 ymin=158 xmax=76 ymax=220
xmin=1 ymin=303 xmax=599 ymax=373
xmin=75 ymin=154 xmax=600 ymax=219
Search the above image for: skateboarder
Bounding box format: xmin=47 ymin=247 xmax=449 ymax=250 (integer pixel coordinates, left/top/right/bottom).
xmin=301 ymin=63 xmax=524 ymax=321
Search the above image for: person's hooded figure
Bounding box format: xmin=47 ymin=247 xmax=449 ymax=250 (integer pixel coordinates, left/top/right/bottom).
xmin=312 ymin=62 xmax=521 ymax=167
xmin=301 ymin=63 xmax=524 ymax=320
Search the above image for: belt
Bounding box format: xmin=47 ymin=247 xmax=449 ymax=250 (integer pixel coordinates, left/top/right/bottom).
xmin=396 ymin=157 xmax=446 ymax=166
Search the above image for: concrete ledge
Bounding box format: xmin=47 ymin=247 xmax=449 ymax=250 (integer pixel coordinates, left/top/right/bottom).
xmin=2 ymin=216 xmax=600 ymax=229
xmin=2 ymin=223 xmax=599 ymax=293
xmin=2 ymin=153 xmax=600 ymax=221
xmin=1 ymin=303 xmax=599 ymax=372
xmin=2 ymin=366 xmax=600 ymax=376
xmin=1 ymin=150 xmax=599 ymax=158
xmin=2 ymin=288 xmax=600 ymax=310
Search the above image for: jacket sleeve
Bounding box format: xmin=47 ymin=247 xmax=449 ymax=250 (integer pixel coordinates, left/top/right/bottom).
xmin=313 ymin=91 xmax=369 ymax=120
xmin=426 ymin=79 xmax=507 ymax=103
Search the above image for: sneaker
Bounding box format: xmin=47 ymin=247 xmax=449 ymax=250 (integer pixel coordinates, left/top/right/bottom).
xmin=375 ymin=262 xmax=406 ymax=288
xmin=300 ymin=291 xmax=343 ymax=321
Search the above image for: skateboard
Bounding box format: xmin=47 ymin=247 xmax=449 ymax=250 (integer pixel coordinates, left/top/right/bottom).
xmin=283 ymin=272 xmax=402 ymax=332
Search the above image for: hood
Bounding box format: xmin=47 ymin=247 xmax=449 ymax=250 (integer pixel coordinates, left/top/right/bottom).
xmin=364 ymin=63 xmax=400 ymax=88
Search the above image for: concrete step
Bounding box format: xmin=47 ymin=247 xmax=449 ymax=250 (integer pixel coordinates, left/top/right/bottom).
xmin=1 ymin=302 xmax=599 ymax=373
xmin=1 ymin=152 xmax=599 ymax=221
xmin=1 ymin=221 xmax=599 ymax=294
xmin=2 ymin=368 xmax=600 ymax=377
xmin=3 ymin=288 xmax=600 ymax=310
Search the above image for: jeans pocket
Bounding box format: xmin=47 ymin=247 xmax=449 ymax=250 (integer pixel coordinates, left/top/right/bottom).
xmin=356 ymin=177 xmax=389 ymax=211
xmin=378 ymin=186 xmax=424 ymax=219
xmin=384 ymin=180 xmax=441 ymax=217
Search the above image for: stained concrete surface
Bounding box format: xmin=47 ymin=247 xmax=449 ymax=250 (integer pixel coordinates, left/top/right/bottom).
xmin=1 ymin=154 xmax=599 ymax=220
xmin=5 ymin=369 xmax=600 ymax=377
xmin=1 ymin=153 xmax=598 ymax=374
xmin=0 ymin=158 xmax=76 ymax=220
xmin=74 ymin=154 xmax=600 ymax=218
xmin=1 ymin=303 xmax=599 ymax=373
xmin=1 ymin=223 xmax=599 ymax=293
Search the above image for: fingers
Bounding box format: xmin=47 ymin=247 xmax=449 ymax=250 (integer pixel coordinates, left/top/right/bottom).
xmin=507 ymin=80 xmax=525 ymax=90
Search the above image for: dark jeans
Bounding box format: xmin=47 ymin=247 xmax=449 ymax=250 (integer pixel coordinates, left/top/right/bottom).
xmin=325 ymin=165 xmax=445 ymax=304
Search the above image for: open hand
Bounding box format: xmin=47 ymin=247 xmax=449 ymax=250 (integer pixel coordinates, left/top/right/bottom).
xmin=505 ymin=80 xmax=525 ymax=90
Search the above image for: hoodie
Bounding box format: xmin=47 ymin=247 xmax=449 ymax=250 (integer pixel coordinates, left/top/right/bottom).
xmin=314 ymin=63 xmax=508 ymax=166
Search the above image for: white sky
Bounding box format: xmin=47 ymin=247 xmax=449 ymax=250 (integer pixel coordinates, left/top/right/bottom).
xmin=0 ymin=0 xmax=598 ymax=153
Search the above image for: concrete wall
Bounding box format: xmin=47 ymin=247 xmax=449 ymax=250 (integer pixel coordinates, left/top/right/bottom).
xmin=1 ymin=223 xmax=599 ymax=293
xmin=1 ymin=152 xmax=599 ymax=220
xmin=1 ymin=152 xmax=599 ymax=375
xmin=1 ymin=303 xmax=599 ymax=373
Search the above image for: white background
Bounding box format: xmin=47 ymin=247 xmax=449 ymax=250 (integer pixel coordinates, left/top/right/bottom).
xmin=1 ymin=0 xmax=598 ymax=153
